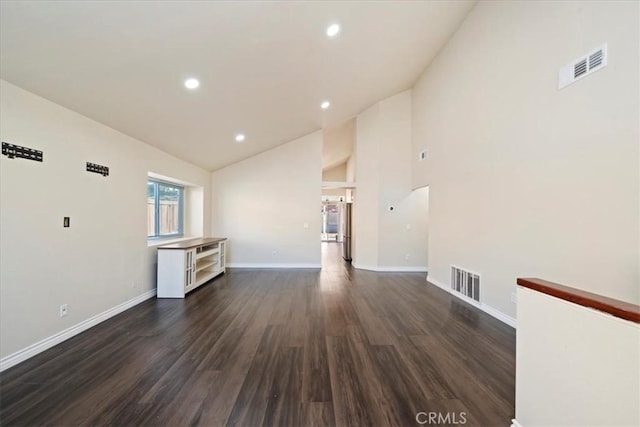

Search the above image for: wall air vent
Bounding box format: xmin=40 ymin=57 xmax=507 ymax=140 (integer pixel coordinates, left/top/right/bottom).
xmin=574 ymin=58 xmax=588 ymax=79
xmin=589 ymin=49 xmax=604 ymax=69
xmin=451 ymin=265 xmax=480 ymax=302
xmin=559 ymin=44 xmax=607 ymax=89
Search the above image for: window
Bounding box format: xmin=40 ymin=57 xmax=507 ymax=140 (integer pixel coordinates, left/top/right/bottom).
xmin=147 ymin=180 xmax=184 ymax=239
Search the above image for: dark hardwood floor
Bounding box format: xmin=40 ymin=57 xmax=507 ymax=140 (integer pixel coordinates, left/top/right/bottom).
xmin=0 ymin=243 xmax=515 ymax=426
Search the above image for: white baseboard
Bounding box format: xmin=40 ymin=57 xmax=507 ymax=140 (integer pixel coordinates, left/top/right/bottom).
xmin=511 ymin=419 xmax=524 ymax=427
xmin=0 ymin=289 xmax=157 ymax=373
xmin=428 ymin=278 xmax=517 ymax=328
xmin=227 ymin=263 xmax=321 ymax=269
xmin=353 ymin=264 xmax=429 ymax=273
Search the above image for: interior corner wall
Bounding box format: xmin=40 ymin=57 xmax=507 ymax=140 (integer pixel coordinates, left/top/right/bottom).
xmin=211 ymin=131 xmax=323 ymax=267
xmin=0 ymin=80 xmax=211 ymax=360
xmin=353 ymin=102 xmax=381 ymax=267
xmin=322 ymin=163 xmax=347 ymax=198
xmin=185 ymin=185 xmax=205 ymax=237
xmin=345 ymin=154 xmax=356 ymax=183
xmin=354 ymin=90 xmax=429 ymax=270
xmin=345 ymin=155 xmax=356 ymax=206
xmin=411 ymin=0 xmax=640 ymax=318
xmin=322 ymin=163 xmax=347 ymax=181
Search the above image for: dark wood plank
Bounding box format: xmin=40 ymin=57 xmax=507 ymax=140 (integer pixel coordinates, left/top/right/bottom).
xmin=325 ymin=335 xmax=374 ymax=426
xmin=305 ymin=402 xmax=336 ymax=427
xmin=225 ymin=325 xmax=284 ymax=427
xmin=262 ymin=346 xmax=304 ymax=426
xmin=194 ymin=330 xmax=264 ymax=426
xmin=301 ymin=315 xmax=333 ymax=403
xmin=0 ymin=243 xmax=515 ymax=426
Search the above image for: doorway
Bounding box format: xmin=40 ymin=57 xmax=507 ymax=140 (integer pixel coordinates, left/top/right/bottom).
xmin=321 ymin=202 xmax=341 ymax=242
xmin=320 ymin=196 xmax=348 ymax=269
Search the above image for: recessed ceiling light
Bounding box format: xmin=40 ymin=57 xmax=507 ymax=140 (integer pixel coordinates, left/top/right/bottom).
xmin=184 ymin=78 xmax=200 ymax=89
xmin=321 ymin=101 xmax=331 ymax=109
xmin=326 ymin=24 xmax=340 ymax=38
xmin=235 ymin=133 xmax=245 ymax=142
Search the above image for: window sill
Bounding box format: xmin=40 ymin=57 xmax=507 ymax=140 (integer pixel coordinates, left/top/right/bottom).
xmin=147 ymin=236 xmax=198 ymax=248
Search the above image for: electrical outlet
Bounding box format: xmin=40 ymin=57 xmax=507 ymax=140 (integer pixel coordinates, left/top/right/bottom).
xmin=60 ymin=304 xmax=68 ymax=317
xmin=271 ymin=250 xmax=277 ymax=256
xmin=511 ymin=292 xmax=517 ymax=304
xmin=405 ymin=254 xmax=410 ymax=261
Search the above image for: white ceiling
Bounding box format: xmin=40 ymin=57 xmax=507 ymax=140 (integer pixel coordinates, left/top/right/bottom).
xmin=0 ymin=1 xmax=475 ymax=171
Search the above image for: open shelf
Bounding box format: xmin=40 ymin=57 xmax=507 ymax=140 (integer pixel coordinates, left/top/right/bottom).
xmin=196 ymin=248 xmax=219 ymax=259
xmin=196 ymin=269 xmax=216 ymax=285
xmin=195 ymin=261 xmax=217 ymax=273
xmin=157 ymin=238 xmax=227 ymax=298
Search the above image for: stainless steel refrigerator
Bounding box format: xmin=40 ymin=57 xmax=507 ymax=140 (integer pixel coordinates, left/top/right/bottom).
xmin=342 ymin=203 xmax=352 ymax=262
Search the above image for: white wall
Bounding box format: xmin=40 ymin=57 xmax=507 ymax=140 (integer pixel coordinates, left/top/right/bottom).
xmin=379 ymin=186 xmax=429 ymax=268
xmin=322 ymin=163 xmax=347 ymax=198
xmin=211 ymin=131 xmax=322 ymax=267
xmin=322 ymin=163 xmax=347 ymax=181
xmin=0 ymin=80 xmax=211 ymax=361
xmin=354 ymin=102 xmax=382 ymax=267
xmin=516 ymin=286 xmax=640 ymax=426
xmin=412 ymin=0 xmax=640 ymax=318
xmin=345 ymin=154 xmax=356 ymax=204
xmin=345 ymin=154 xmax=355 ymax=183
xmin=354 ymin=91 xmax=429 ymax=271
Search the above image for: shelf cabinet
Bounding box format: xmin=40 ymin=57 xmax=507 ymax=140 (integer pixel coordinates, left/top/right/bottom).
xmin=157 ymin=237 xmax=227 ymax=298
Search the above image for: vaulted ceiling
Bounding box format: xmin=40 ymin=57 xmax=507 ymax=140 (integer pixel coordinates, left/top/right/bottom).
xmin=0 ymin=1 xmax=475 ymax=171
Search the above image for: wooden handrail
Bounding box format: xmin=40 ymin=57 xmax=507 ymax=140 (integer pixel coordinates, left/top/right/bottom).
xmin=517 ymin=278 xmax=640 ymax=324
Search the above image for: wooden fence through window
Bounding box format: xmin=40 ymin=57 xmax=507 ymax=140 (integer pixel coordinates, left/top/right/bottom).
xmin=147 ymin=199 xmax=179 ymax=236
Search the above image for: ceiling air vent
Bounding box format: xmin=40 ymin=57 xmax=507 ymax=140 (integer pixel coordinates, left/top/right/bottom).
xmin=558 ymin=44 xmax=607 ymax=89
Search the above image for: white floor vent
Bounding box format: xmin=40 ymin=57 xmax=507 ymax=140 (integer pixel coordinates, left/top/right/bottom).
xmin=559 ymin=44 xmax=607 ymax=89
xmin=451 ymin=265 xmax=480 ymax=302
